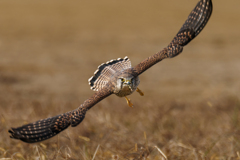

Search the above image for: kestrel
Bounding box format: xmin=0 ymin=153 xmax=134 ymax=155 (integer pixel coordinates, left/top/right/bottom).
xmin=9 ymin=0 xmax=213 ymax=143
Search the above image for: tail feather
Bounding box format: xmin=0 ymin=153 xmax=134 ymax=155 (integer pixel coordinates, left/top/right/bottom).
xmin=88 ymin=56 xmax=131 ymax=91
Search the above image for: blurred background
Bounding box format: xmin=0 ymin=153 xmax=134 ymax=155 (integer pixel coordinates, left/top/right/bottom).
xmin=0 ymin=0 xmax=240 ymax=159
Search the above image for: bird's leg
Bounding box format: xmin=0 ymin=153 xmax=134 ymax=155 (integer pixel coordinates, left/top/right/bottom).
xmin=125 ymin=96 xmax=134 ymax=108
xmin=136 ymin=88 xmax=144 ymax=96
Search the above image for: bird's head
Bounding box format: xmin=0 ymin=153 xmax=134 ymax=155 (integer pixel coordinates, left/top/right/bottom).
xmin=117 ymin=76 xmax=134 ymax=91
xmin=113 ymin=70 xmax=140 ymax=97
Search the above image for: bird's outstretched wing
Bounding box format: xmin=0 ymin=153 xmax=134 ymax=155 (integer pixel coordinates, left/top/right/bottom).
xmin=8 ymin=87 xmax=113 ymax=143
xmin=134 ymin=0 xmax=213 ymax=75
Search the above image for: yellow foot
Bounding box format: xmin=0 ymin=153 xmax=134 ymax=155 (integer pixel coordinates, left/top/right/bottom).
xmin=125 ymin=96 xmax=134 ymax=108
xmin=136 ymin=88 xmax=144 ymax=96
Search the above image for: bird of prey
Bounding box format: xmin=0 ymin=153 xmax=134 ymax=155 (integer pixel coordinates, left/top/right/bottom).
xmin=9 ymin=0 xmax=213 ymax=143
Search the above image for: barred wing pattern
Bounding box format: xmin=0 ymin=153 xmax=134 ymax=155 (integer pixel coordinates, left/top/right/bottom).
xmin=134 ymin=0 xmax=212 ymax=75
xmin=9 ymin=87 xmax=113 ymax=143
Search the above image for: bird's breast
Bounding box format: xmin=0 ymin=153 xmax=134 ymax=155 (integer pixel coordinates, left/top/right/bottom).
xmin=115 ymin=85 xmax=134 ymax=97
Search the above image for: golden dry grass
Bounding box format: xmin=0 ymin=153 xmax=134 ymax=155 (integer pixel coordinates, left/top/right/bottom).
xmin=0 ymin=0 xmax=240 ymax=159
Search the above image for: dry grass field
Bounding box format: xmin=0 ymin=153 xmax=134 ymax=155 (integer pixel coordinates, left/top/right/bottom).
xmin=0 ymin=0 xmax=240 ymax=159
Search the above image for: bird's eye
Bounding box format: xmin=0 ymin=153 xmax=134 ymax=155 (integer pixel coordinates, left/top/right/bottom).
xmin=120 ymin=78 xmax=125 ymax=82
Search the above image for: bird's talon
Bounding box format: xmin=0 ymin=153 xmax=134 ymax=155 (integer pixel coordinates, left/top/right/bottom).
xmin=125 ymin=97 xmax=134 ymax=108
xmin=136 ymin=88 xmax=144 ymax=96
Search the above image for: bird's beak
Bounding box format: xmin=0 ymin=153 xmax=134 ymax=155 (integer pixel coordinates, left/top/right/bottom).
xmin=124 ymin=80 xmax=131 ymax=85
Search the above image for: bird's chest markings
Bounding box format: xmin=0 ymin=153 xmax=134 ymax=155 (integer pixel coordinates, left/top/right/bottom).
xmin=121 ymin=86 xmax=132 ymax=95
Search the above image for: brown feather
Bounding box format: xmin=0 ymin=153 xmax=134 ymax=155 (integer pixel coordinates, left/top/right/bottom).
xmin=134 ymin=0 xmax=213 ymax=75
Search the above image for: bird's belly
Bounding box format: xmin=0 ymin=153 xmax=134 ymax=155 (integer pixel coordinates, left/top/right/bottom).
xmin=115 ymin=86 xmax=134 ymax=97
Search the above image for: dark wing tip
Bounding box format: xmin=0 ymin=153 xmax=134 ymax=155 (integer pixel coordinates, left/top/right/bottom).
xmin=8 ymin=128 xmax=17 ymax=139
xmin=132 ymin=0 xmax=213 ymax=75
xmin=167 ymin=0 xmax=213 ymax=58
xmin=179 ymin=0 xmax=213 ymax=42
xmin=8 ymin=120 xmax=59 ymax=143
xmin=193 ymin=0 xmax=213 ymax=37
xmin=8 ymin=107 xmax=87 ymax=143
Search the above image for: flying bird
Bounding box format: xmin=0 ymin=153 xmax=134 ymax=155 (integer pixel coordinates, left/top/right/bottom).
xmin=9 ymin=0 xmax=213 ymax=143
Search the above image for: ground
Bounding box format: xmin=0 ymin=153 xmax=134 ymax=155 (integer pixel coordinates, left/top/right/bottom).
xmin=0 ymin=0 xmax=240 ymax=159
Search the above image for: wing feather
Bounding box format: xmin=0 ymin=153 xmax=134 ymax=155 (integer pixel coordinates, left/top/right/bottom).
xmin=134 ymin=0 xmax=213 ymax=75
xmin=8 ymin=86 xmax=113 ymax=143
